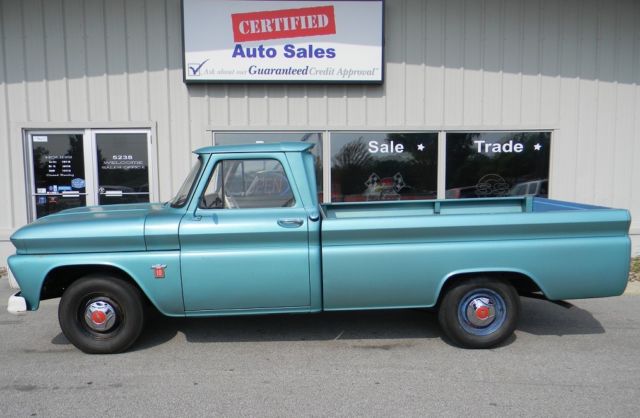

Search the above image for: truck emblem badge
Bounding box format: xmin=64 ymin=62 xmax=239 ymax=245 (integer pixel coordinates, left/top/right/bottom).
xmin=151 ymin=264 xmax=167 ymax=279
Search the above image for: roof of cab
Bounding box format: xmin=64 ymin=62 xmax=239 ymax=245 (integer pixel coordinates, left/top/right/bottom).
xmin=194 ymin=142 xmax=315 ymax=154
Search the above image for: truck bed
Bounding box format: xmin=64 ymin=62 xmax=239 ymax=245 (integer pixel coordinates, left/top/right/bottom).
xmin=319 ymin=197 xmax=631 ymax=310
xmin=321 ymin=196 xmax=607 ymax=219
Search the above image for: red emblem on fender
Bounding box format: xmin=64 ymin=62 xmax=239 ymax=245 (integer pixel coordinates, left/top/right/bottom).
xmin=151 ymin=264 xmax=167 ymax=279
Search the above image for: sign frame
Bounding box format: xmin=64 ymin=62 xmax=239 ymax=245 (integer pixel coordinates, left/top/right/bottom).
xmin=181 ymin=0 xmax=385 ymax=84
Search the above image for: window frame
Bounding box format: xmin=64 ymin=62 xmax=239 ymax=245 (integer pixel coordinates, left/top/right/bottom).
xmin=328 ymin=131 xmax=440 ymax=203
xmin=443 ymin=130 xmax=552 ymax=200
xmin=196 ymin=155 xmax=301 ymax=211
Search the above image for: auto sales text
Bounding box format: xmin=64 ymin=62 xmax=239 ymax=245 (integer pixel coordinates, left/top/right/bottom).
xmin=232 ymin=43 xmax=336 ymax=59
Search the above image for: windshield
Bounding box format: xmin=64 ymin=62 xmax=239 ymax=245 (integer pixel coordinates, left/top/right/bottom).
xmin=169 ymin=157 xmax=203 ymax=208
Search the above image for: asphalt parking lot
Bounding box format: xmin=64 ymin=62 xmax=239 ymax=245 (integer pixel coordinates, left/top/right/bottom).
xmin=1 ymin=278 xmax=640 ymax=417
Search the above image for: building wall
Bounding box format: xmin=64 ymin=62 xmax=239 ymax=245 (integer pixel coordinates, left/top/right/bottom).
xmin=1 ymin=0 xmax=639 ymax=264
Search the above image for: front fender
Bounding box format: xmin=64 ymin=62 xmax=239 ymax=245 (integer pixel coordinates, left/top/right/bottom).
xmin=8 ymin=252 xmax=184 ymax=316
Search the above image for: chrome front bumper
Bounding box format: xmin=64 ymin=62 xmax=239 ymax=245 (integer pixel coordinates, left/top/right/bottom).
xmin=7 ymin=292 xmax=27 ymax=315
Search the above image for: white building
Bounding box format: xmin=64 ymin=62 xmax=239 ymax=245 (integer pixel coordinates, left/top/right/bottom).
xmin=1 ymin=0 xmax=639 ymax=272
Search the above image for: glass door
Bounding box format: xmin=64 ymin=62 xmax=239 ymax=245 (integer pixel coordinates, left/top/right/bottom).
xmin=94 ymin=132 xmax=151 ymax=205
xmin=28 ymin=132 xmax=88 ymax=218
xmin=26 ymin=129 xmax=155 ymax=220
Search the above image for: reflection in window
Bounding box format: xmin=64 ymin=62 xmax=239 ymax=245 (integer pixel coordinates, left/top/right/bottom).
xmin=445 ymin=132 xmax=551 ymax=199
xmin=330 ymin=133 xmax=438 ymax=202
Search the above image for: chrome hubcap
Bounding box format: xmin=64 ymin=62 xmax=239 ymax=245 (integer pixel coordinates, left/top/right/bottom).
xmin=457 ymin=288 xmax=507 ymax=336
xmin=465 ymin=297 xmax=496 ymax=327
xmin=84 ymin=301 xmax=117 ymax=332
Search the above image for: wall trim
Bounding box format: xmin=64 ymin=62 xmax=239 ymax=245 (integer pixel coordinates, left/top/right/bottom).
xmin=205 ymin=125 xmax=561 ymax=132
xmin=13 ymin=121 xmax=156 ymax=130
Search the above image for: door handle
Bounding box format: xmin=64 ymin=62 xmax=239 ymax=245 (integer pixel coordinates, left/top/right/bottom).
xmin=277 ymin=218 xmax=304 ymax=228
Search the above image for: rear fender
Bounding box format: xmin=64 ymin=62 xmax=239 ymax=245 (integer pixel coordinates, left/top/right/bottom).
xmin=435 ymin=268 xmax=547 ymax=305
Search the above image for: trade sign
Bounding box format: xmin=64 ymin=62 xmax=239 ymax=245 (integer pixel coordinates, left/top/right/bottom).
xmin=183 ymin=0 xmax=384 ymax=83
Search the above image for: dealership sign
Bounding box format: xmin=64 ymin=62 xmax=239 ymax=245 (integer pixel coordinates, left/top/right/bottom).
xmin=182 ymin=0 xmax=384 ymax=83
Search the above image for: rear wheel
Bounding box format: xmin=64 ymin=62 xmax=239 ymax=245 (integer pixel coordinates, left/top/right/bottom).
xmin=438 ymin=277 xmax=520 ymax=348
xmin=58 ymin=275 xmax=145 ymax=354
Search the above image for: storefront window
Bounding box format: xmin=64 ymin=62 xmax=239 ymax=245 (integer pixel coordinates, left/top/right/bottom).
xmin=214 ymin=132 xmax=323 ymax=200
xmin=445 ymin=132 xmax=551 ymax=199
xmin=330 ymin=132 xmax=438 ymax=202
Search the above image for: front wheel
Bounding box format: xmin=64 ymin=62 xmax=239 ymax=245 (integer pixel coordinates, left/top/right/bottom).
xmin=58 ymin=275 xmax=145 ymax=354
xmin=438 ymin=277 xmax=520 ymax=349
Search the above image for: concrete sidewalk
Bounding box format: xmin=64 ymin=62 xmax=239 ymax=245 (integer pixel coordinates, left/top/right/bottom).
xmin=624 ymin=281 xmax=640 ymax=295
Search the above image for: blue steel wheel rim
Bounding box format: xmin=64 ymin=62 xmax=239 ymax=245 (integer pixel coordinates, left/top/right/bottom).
xmin=457 ymin=288 xmax=507 ymax=336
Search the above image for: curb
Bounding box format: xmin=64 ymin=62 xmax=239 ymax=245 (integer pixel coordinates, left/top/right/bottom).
xmin=1 ymin=271 xmax=20 ymax=289
xmin=624 ymin=281 xmax=640 ymax=295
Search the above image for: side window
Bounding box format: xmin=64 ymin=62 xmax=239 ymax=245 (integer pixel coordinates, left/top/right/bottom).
xmin=199 ymin=159 xmax=296 ymax=209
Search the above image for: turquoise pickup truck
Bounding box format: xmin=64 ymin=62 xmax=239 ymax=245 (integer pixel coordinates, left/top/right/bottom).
xmin=7 ymin=143 xmax=632 ymax=353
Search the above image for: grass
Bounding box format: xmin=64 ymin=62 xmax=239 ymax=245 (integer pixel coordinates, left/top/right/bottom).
xmin=631 ymin=257 xmax=640 ymax=282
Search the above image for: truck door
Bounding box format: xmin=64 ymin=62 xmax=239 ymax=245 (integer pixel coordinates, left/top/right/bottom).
xmin=179 ymin=156 xmax=311 ymax=311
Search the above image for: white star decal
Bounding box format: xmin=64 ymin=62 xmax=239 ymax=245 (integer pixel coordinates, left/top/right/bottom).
xmin=534 ymin=143 xmax=542 ymax=151
xmin=417 ymin=143 xmax=425 ymax=151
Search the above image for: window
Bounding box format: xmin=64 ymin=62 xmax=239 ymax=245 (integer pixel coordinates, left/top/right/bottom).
xmin=26 ymin=129 xmax=155 ymax=219
xmin=170 ymin=157 xmax=203 ymax=208
xmin=29 ymin=133 xmax=87 ymax=218
xmin=213 ymin=130 xmax=550 ymax=202
xmin=445 ymin=132 xmax=551 ymax=199
xmin=199 ymin=159 xmax=295 ymax=209
xmin=330 ymin=132 xmax=438 ymax=202
xmin=214 ymin=132 xmax=322 ymax=200
xmin=95 ymin=133 xmax=151 ymax=205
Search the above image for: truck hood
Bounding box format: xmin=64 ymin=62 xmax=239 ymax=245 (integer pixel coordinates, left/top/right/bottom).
xmin=11 ymin=203 xmax=165 ymax=254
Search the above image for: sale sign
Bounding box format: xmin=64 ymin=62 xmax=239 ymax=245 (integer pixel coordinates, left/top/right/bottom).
xmin=183 ymin=0 xmax=383 ymax=83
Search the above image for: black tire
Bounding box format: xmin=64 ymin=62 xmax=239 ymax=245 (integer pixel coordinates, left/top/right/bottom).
xmin=438 ymin=277 xmax=520 ymax=349
xmin=58 ymin=275 xmax=145 ymax=354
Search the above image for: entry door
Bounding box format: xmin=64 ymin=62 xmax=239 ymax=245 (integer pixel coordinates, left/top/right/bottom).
xmin=28 ymin=132 xmax=88 ymax=218
xmin=180 ymin=157 xmax=311 ymax=311
xmin=26 ymin=129 xmax=155 ymax=220
xmin=93 ymin=131 xmax=152 ymax=205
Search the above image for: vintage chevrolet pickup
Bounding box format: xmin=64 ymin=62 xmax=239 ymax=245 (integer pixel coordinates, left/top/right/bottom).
xmin=7 ymin=142 xmax=632 ymax=353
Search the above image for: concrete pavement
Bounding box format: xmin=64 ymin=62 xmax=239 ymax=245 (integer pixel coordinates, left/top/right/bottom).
xmin=1 ymin=277 xmax=640 ymax=417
